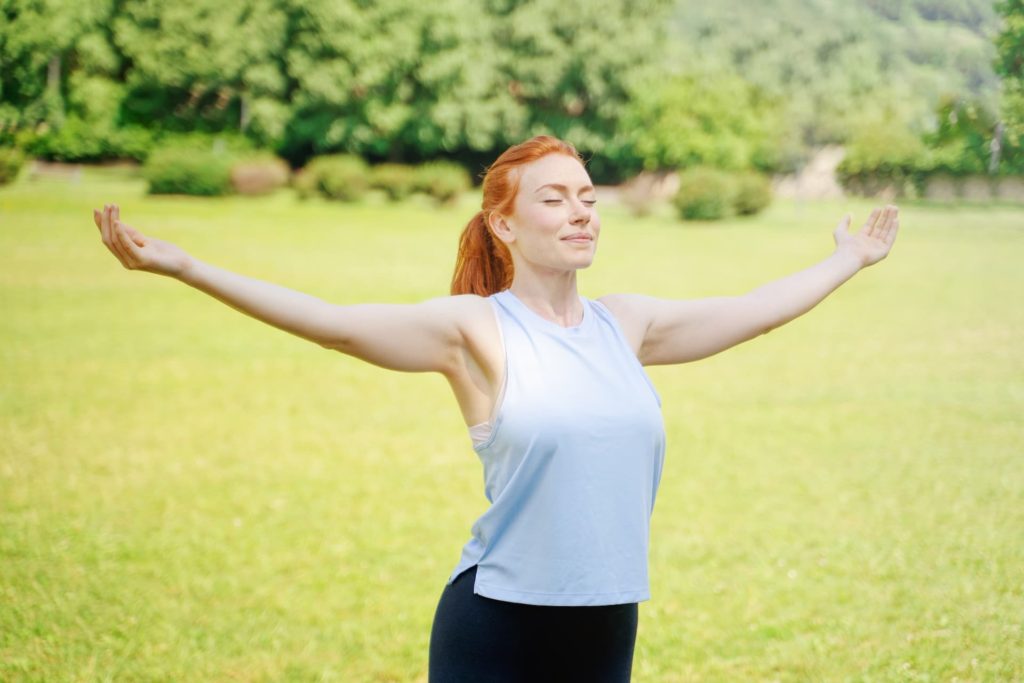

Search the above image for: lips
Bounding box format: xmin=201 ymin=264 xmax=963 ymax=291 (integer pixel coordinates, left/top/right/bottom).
xmin=561 ymin=233 xmax=593 ymax=242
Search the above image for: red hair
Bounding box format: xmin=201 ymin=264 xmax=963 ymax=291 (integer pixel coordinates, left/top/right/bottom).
xmin=451 ymin=136 xmax=584 ymax=296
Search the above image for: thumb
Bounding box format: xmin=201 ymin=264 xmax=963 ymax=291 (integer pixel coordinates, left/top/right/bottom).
xmin=834 ymin=213 xmax=851 ymax=239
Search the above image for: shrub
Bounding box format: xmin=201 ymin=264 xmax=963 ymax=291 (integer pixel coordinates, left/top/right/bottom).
xmin=292 ymin=167 xmax=320 ymax=200
xmin=0 ymin=147 xmax=25 ymax=186
xmin=143 ymin=146 xmax=233 ymax=196
xmin=370 ymin=163 xmax=417 ymax=200
xmin=108 ymin=126 xmax=159 ymax=161
xmin=673 ymin=167 xmax=737 ymax=220
xmin=21 ymin=117 xmax=158 ymax=162
xmin=303 ymin=155 xmax=370 ymax=201
xmin=414 ymin=161 xmax=471 ymax=204
xmin=733 ymin=171 xmax=773 ymax=215
xmin=230 ymin=155 xmax=291 ymax=195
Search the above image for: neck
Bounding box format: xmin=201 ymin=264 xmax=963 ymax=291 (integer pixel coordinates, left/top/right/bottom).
xmin=508 ymin=269 xmax=582 ymax=327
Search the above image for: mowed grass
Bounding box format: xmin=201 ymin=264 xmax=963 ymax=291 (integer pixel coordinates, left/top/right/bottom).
xmin=1 ymin=169 xmax=1022 ymax=682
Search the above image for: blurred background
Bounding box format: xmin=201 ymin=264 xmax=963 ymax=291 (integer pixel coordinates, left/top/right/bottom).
xmin=1 ymin=0 xmax=1022 ymax=208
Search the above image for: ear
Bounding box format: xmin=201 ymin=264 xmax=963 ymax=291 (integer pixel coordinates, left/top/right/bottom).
xmin=488 ymin=212 xmax=516 ymax=245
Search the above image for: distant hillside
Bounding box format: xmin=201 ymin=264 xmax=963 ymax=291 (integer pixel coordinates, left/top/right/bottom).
xmin=668 ymin=0 xmax=1001 ymax=146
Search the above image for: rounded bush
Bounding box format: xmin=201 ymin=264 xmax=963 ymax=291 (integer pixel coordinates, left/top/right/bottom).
xmin=143 ymin=147 xmax=233 ymax=196
xmin=673 ymin=167 xmax=737 ymax=220
xmin=306 ymin=155 xmax=370 ymax=202
xmin=734 ymin=171 xmax=773 ymax=215
xmin=230 ymin=155 xmax=291 ymax=196
xmin=414 ymin=161 xmax=471 ymax=204
xmin=370 ymin=163 xmax=417 ymax=200
xmin=0 ymin=147 xmax=25 ymax=186
xmin=292 ymin=167 xmax=320 ymax=200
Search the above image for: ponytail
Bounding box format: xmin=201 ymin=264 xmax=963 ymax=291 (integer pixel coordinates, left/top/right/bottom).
xmin=451 ymin=211 xmax=512 ymax=296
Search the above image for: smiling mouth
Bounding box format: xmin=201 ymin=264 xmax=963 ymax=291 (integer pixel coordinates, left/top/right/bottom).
xmin=561 ymin=235 xmax=593 ymax=242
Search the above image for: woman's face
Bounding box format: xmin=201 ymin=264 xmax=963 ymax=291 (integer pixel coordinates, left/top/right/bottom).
xmin=494 ymin=154 xmax=600 ymax=273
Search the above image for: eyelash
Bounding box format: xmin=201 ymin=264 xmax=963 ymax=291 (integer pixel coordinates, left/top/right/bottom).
xmin=543 ymin=199 xmax=597 ymax=206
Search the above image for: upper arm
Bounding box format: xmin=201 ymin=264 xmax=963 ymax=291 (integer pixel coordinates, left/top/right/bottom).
xmin=318 ymin=295 xmax=480 ymax=374
xmin=599 ymin=292 xmax=773 ymax=366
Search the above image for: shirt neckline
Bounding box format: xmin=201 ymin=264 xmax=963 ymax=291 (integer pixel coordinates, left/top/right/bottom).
xmin=501 ymin=289 xmax=590 ymax=334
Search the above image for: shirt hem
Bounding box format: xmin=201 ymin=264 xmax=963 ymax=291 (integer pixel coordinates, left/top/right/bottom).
xmin=473 ymin=579 xmax=650 ymax=606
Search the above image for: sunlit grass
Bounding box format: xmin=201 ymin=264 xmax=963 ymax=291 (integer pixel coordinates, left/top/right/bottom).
xmin=1 ymin=171 xmax=1022 ymax=681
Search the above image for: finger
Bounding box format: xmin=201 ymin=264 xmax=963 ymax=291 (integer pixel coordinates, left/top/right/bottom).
xmin=876 ymin=206 xmax=895 ymax=240
xmin=861 ymin=208 xmax=881 ymax=235
xmin=114 ymin=220 xmax=141 ymax=266
xmin=93 ymin=209 xmax=102 ymax=233
xmin=876 ymin=206 xmax=893 ymax=239
xmin=884 ymin=211 xmax=899 ymax=244
xmin=124 ymin=225 xmax=146 ymax=248
xmin=101 ymin=204 xmax=116 ymax=251
xmin=100 ymin=204 xmax=111 ymax=243
xmin=834 ymin=213 xmax=852 ymax=239
xmin=106 ymin=206 xmax=130 ymax=264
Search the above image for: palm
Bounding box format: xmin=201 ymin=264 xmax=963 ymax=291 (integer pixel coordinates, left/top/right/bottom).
xmin=833 ymin=205 xmax=899 ymax=268
xmin=92 ymin=204 xmax=191 ymax=277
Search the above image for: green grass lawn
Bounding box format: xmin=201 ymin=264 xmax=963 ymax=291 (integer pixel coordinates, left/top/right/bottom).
xmin=1 ymin=170 xmax=1022 ymax=682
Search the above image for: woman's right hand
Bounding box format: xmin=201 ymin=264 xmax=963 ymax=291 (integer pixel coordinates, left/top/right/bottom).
xmin=93 ymin=204 xmax=193 ymax=278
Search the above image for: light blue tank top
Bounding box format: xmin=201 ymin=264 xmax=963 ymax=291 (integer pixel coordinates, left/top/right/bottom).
xmin=446 ymin=289 xmax=666 ymax=606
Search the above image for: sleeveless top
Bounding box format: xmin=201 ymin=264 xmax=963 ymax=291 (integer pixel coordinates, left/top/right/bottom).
xmin=446 ymin=289 xmax=666 ymax=606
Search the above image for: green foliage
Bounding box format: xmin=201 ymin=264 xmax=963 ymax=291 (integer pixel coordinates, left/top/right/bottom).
xmin=292 ymin=167 xmax=320 ymax=200
xmin=413 ymin=161 xmax=471 ymax=204
xmin=996 ymin=0 xmax=1024 ymax=172
xmin=995 ymin=0 xmax=1024 ymax=81
xmin=734 ymin=171 xmax=773 ymax=215
xmin=837 ymin=113 xmax=932 ymax=195
xmin=114 ymin=0 xmax=288 ymax=139
xmin=0 ymin=147 xmax=25 ymax=185
xmin=620 ymin=72 xmax=784 ymax=173
xmin=672 ymin=167 xmax=738 ymax=221
xmin=836 ymin=93 xmax=1024 ymax=192
xmin=669 ymin=0 xmax=1001 ymax=158
xmin=370 ymin=163 xmax=418 ymax=201
xmin=1 ymin=0 xmax=1010 ymax=180
xmin=22 ymin=117 xmax=158 ymax=162
xmin=143 ymin=146 xmax=234 ymax=196
xmin=301 ymin=155 xmax=371 ymax=202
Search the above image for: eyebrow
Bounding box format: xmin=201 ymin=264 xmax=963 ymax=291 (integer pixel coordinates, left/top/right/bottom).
xmin=534 ymin=183 xmax=596 ymax=194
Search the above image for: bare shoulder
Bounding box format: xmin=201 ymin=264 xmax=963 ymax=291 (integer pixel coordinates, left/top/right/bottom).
xmin=430 ymin=293 xmax=497 ymax=332
xmin=595 ymin=293 xmax=657 ymax=356
xmin=423 ymin=293 xmax=502 ymax=358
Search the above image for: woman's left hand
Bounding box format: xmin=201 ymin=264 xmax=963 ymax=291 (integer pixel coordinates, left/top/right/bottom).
xmin=833 ymin=205 xmax=900 ymax=269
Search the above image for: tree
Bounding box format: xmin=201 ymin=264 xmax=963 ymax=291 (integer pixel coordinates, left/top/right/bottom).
xmin=0 ymin=0 xmax=113 ymax=128
xmin=617 ymin=70 xmax=786 ymax=173
xmin=996 ymin=0 xmax=1024 ymax=169
xmin=281 ymin=0 xmax=521 ymax=161
xmin=113 ymin=0 xmax=289 ymax=141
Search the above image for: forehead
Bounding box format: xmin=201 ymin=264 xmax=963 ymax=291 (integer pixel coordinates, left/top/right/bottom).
xmin=517 ymin=154 xmax=592 ymax=192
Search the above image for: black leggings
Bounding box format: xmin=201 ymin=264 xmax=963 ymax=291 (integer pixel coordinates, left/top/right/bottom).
xmin=428 ymin=565 xmax=638 ymax=682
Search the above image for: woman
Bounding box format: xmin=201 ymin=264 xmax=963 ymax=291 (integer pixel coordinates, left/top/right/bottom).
xmin=93 ymin=135 xmax=899 ymax=681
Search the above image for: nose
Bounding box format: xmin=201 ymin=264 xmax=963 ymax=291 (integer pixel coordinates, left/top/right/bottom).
xmin=569 ymin=198 xmax=592 ymax=225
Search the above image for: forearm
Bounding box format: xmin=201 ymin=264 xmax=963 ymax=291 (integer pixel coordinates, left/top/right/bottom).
xmin=178 ymin=258 xmax=339 ymax=346
xmin=747 ymin=249 xmax=863 ymax=333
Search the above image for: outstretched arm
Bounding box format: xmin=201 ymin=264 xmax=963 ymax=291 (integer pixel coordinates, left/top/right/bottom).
xmin=92 ymin=204 xmax=467 ymax=374
xmin=600 ymin=206 xmax=900 ymax=366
